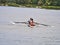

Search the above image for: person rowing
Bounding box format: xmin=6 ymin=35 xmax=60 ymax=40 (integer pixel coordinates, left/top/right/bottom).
xmin=12 ymin=18 xmax=50 ymax=27
xmin=28 ymin=18 xmax=35 ymax=27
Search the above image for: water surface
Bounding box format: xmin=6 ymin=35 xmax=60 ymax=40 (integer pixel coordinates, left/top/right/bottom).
xmin=0 ymin=6 xmax=60 ymax=45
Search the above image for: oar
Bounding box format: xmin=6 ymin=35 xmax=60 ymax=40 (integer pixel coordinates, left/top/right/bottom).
xmin=14 ymin=22 xmax=28 ymax=24
xmin=35 ymin=22 xmax=50 ymax=26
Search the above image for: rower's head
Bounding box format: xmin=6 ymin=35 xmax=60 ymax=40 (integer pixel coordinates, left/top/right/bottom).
xmin=30 ymin=18 xmax=33 ymax=21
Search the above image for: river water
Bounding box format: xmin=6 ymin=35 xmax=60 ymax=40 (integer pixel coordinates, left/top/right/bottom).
xmin=0 ymin=6 xmax=60 ymax=45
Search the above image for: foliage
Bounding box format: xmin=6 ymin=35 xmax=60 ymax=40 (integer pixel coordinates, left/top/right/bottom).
xmin=41 ymin=6 xmax=60 ymax=9
xmin=8 ymin=3 xmax=19 ymax=7
xmin=0 ymin=0 xmax=60 ymax=6
xmin=0 ymin=0 xmax=60 ymax=9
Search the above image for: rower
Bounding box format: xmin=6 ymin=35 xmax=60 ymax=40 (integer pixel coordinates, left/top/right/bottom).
xmin=28 ymin=18 xmax=35 ymax=27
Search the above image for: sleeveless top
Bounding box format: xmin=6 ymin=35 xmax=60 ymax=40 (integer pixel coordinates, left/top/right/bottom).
xmin=28 ymin=20 xmax=35 ymax=26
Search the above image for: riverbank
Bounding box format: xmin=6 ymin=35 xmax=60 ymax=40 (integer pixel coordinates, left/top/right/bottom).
xmin=0 ymin=3 xmax=60 ymax=10
xmin=41 ymin=6 xmax=60 ymax=10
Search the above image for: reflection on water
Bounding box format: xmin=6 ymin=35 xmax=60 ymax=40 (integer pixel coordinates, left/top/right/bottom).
xmin=0 ymin=6 xmax=60 ymax=45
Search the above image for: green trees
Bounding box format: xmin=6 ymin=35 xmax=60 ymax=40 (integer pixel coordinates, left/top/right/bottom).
xmin=52 ymin=0 xmax=60 ymax=6
xmin=37 ymin=0 xmax=60 ymax=6
xmin=0 ymin=0 xmax=60 ymax=6
xmin=0 ymin=0 xmax=7 ymax=6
